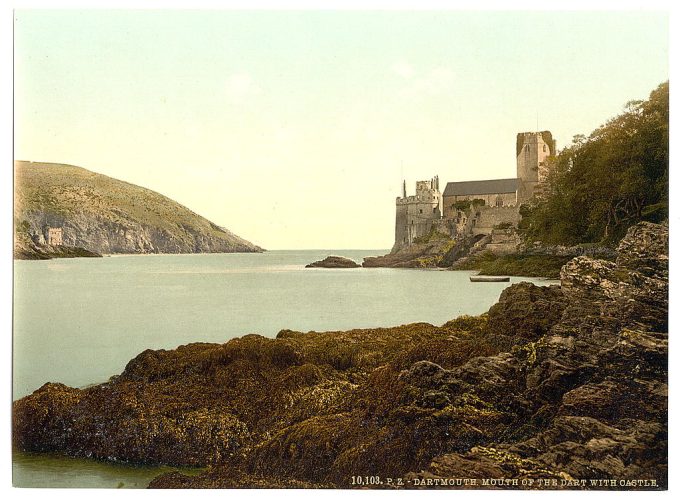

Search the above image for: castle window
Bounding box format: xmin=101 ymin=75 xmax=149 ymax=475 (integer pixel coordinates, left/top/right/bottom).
xmin=419 ymin=209 xmax=423 ymax=214
xmin=543 ymin=144 xmax=547 ymax=152
xmin=526 ymin=145 xmax=530 ymax=152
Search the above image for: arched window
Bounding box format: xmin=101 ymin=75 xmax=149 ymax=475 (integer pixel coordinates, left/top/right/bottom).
xmin=543 ymin=144 xmax=547 ymax=152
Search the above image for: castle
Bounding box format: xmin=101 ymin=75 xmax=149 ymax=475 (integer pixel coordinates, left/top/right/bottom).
xmin=393 ymin=131 xmax=556 ymax=252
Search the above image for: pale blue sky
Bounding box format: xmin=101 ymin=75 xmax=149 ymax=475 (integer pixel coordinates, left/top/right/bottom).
xmin=14 ymin=10 xmax=668 ymax=249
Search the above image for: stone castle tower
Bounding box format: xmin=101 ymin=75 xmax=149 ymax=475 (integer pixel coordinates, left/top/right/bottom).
xmin=516 ymin=131 xmax=556 ymax=203
xmin=393 ymin=176 xmax=442 ymax=252
xmin=391 ymin=131 xmax=557 ymax=251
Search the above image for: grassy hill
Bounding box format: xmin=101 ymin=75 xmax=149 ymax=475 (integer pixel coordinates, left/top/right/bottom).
xmin=14 ymin=161 xmax=263 ymax=257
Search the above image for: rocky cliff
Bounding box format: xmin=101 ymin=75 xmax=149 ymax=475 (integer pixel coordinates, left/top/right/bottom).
xmin=12 ymin=222 xmax=667 ymax=489
xmin=14 ymin=161 xmax=262 ymax=257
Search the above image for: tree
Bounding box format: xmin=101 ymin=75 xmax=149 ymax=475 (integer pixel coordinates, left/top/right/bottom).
xmin=519 ymin=81 xmax=668 ymax=245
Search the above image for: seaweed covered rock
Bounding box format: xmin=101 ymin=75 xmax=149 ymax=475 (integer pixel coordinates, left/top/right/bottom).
xmin=408 ymin=222 xmax=668 ymax=488
xmin=13 ymin=318 xmax=507 ymax=477
xmin=486 ymin=282 xmax=567 ymax=342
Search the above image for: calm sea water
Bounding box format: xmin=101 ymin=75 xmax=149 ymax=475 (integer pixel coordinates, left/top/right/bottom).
xmin=13 ymin=250 xmax=557 ymax=488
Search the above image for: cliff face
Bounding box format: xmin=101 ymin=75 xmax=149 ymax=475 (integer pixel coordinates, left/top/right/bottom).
xmin=14 ymin=161 xmax=263 ymax=257
xmin=12 ymin=222 xmax=667 ymax=489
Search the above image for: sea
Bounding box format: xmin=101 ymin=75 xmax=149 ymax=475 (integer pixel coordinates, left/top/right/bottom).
xmin=12 ymin=250 xmax=557 ymax=488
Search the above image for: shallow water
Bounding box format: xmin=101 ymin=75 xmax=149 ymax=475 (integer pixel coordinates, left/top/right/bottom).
xmin=12 ymin=451 xmax=201 ymax=489
xmin=13 ymin=250 xmax=557 ymax=487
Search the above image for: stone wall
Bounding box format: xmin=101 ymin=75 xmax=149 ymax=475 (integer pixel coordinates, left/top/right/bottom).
xmin=470 ymin=206 xmax=521 ymax=235
xmin=47 ymin=227 xmax=63 ymax=246
xmin=484 ymin=228 xmax=521 ymax=254
xmin=442 ymin=192 xmax=516 ymax=219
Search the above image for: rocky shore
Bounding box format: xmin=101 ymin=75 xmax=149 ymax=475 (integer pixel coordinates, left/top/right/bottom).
xmin=12 ymin=222 xmax=667 ymax=489
xmin=14 ymin=242 xmax=102 ymax=260
xmin=363 ymin=233 xmax=481 ymax=269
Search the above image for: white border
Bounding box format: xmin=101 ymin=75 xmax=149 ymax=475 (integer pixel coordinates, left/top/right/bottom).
xmin=2 ymin=2 xmax=676 ymax=503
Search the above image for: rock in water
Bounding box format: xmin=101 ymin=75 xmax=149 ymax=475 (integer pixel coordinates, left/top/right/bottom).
xmin=305 ymin=256 xmax=360 ymax=268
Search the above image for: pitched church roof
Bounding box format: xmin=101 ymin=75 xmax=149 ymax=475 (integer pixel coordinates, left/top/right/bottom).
xmin=443 ymin=178 xmax=518 ymax=197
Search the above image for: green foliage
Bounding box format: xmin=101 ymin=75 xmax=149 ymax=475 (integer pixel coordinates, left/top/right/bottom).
xmin=519 ymin=82 xmax=668 ymax=246
xmin=412 ymin=227 xmax=450 ymax=244
xmin=453 ymin=251 xmax=571 ymax=279
xmin=15 ymin=219 xmax=30 ymax=233
xmin=452 ymin=199 xmax=485 ymax=212
xmin=453 ymin=200 xmax=471 ymax=211
xmin=416 ymin=256 xmax=440 ymax=268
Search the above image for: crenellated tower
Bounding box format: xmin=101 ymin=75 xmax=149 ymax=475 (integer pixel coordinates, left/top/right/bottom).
xmin=393 ymin=176 xmax=442 ymax=252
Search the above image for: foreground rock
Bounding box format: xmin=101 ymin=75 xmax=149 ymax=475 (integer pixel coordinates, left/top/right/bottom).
xmin=305 ymin=256 xmax=360 ymax=268
xmin=13 ymin=222 xmax=667 ymax=489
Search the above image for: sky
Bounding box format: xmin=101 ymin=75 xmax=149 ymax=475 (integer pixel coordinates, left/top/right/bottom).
xmin=13 ymin=9 xmax=669 ymax=249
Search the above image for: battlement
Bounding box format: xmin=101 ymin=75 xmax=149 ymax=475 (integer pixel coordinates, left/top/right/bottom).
xmin=516 ymin=131 xmax=556 ymax=157
xmin=396 ymin=194 xmax=439 ymax=205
